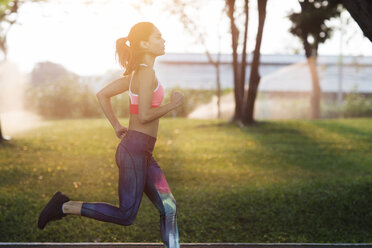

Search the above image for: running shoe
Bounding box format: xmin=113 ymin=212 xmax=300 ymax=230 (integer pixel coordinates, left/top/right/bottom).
xmin=37 ymin=191 xmax=70 ymax=230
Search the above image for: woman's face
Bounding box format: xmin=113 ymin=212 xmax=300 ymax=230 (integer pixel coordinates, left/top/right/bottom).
xmin=141 ymin=27 xmax=165 ymax=56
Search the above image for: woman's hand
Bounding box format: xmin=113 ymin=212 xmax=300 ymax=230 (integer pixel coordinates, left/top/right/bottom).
xmin=170 ymin=90 xmax=185 ymax=108
xmin=114 ymin=124 xmax=128 ymax=139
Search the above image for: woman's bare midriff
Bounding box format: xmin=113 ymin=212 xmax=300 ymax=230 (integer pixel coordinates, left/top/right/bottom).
xmin=127 ymin=71 xmax=160 ymax=139
xmin=128 ymin=113 xmax=159 ymax=139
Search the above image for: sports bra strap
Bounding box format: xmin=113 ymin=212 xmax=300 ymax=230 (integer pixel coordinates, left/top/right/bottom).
xmin=129 ymin=70 xmax=134 ymax=94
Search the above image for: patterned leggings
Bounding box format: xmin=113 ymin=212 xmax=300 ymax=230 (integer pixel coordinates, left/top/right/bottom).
xmin=80 ymin=129 xmax=180 ymax=248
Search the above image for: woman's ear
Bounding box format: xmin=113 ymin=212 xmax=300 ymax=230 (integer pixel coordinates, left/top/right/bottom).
xmin=139 ymin=40 xmax=150 ymax=49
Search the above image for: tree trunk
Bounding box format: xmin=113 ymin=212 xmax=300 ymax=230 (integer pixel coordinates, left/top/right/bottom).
xmin=239 ymin=0 xmax=249 ymax=119
xmin=242 ymin=0 xmax=267 ymax=125
xmin=216 ymin=63 xmax=222 ymax=119
xmin=226 ymin=0 xmax=243 ymax=122
xmin=303 ymin=37 xmax=321 ymax=119
xmin=307 ymin=56 xmax=321 ymax=119
xmin=341 ymin=0 xmax=372 ymax=42
xmin=0 ymin=118 xmax=3 ymax=142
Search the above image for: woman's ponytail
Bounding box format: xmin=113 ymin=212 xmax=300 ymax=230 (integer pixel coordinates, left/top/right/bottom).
xmin=115 ymin=37 xmax=132 ymax=76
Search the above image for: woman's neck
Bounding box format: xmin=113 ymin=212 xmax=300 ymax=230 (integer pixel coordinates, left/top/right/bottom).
xmin=140 ymin=54 xmax=156 ymax=69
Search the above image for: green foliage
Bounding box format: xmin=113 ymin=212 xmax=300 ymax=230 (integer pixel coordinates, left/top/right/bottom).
xmin=24 ymin=76 xmax=101 ymax=119
xmin=0 ymin=0 xmax=12 ymax=19
xmin=342 ymin=91 xmax=372 ymax=118
xmin=79 ymin=84 xmax=103 ymax=118
xmin=0 ymin=0 xmax=18 ymax=57
xmin=321 ymin=86 xmax=372 ymax=118
xmin=0 ymin=118 xmax=371 ymax=242
xmin=1 ymin=0 xmax=47 ymax=57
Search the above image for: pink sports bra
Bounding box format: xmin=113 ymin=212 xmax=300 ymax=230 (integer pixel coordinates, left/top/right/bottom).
xmin=129 ymin=63 xmax=164 ymax=115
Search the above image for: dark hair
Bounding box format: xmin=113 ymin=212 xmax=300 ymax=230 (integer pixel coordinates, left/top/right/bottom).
xmin=115 ymin=22 xmax=156 ymax=76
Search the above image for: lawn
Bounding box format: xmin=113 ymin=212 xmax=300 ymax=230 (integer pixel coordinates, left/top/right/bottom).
xmin=0 ymin=117 xmax=371 ymax=242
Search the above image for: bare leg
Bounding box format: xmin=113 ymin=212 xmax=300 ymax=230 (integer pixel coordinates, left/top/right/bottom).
xmin=62 ymin=201 xmax=83 ymax=215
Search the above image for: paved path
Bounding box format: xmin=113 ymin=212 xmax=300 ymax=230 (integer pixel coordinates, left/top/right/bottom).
xmin=0 ymin=243 xmax=371 ymax=248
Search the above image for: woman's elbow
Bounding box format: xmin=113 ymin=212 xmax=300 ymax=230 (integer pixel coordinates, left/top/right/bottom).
xmin=96 ymin=91 xmax=104 ymax=98
xmin=96 ymin=91 xmax=109 ymax=100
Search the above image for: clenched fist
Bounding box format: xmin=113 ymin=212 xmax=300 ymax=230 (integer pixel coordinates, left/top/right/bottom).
xmin=170 ymin=91 xmax=184 ymax=108
xmin=114 ymin=124 xmax=128 ymax=140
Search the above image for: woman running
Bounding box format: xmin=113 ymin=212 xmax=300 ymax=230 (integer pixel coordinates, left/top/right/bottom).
xmin=37 ymin=21 xmax=184 ymax=248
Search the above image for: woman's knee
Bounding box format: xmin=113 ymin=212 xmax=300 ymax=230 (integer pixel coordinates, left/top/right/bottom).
xmin=116 ymin=207 xmax=138 ymax=226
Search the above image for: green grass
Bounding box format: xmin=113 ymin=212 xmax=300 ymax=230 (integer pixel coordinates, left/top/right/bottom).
xmin=0 ymin=118 xmax=371 ymax=242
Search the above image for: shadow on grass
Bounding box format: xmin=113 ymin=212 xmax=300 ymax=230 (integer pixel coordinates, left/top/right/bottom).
xmin=310 ymin=120 xmax=372 ymax=143
xmin=181 ymin=119 xmax=372 ymax=242
xmin=242 ymin=120 xmax=369 ymax=176
xmin=194 ymin=179 xmax=372 ymax=242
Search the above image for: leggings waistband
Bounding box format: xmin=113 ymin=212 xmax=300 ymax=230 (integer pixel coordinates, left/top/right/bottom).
xmin=120 ymin=129 xmax=157 ymax=153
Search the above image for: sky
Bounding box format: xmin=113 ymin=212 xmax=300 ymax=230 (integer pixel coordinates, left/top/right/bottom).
xmin=5 ymin=0 xmax=372 ymax=76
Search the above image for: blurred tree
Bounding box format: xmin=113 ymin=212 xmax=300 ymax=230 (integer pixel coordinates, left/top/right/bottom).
xmin=0 ymin=0 xmax=21 ymax=141
xmin=242 ymin=0 xmax=268 ymax=125
xmin=0 ymin=0 xmax=19 ymax=59
xmin=79 ymin=84 xmax=102 ymax=118
xmin=225 ymin=0 xmax=249 ymax=124
xmin=225 ymin=0 xmax=268 ymax=125
xmin=0 ymin=0 xmax=45 ymax=60
xmin=288 ymin=0 xmax=342 ymax=119
xmin=30 ymin=61 xmax=76 ymax=87
xmin=0 ymin=0 xmax=45 ymax=142
xmin=25 ymin=76 xmax=83 ymax=119
xmin=168 ymin=0 xmax=226 ymax=119
xmin=341 ymin=0 xmax=372 ymax=42
xmin=24 ymin=62 xmax=102 ymax=119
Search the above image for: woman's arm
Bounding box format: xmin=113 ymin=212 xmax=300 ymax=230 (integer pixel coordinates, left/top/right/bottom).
xmin=96 ymin=76 xmax=130 ymax=129
xmin=96 ymin=76 xmax=129 ymax=98
xmin=137 ymin=67 xmax=182 ymax=124
xmin=96 ymin=95 xmax=121 ymax=130
xmin=141 ymin=102 xmax=178 ymax=124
